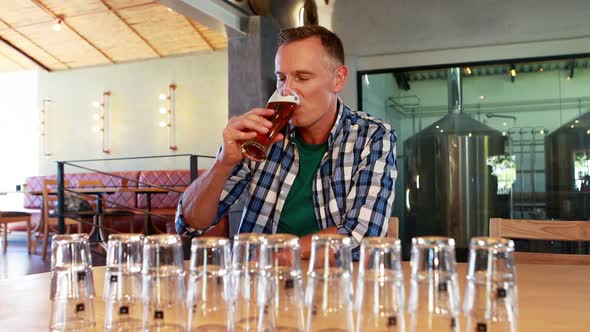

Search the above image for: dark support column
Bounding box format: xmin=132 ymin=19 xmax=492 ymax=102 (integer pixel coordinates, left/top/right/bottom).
xmin=227 ymin=16 xmax=281 ymax=236
xmin=189 ymin=154 xmax=198 ymax=182
xmin=228 ymin=16 xmax=280 ymax=118
xmin=56 ymin=162 xmax=65 ymax=234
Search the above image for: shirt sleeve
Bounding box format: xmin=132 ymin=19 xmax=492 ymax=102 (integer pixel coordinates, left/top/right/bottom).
xmin=337 ymin=126 xmax=397 ymax=257
xmin=174 ymin=158 xmax=252 ymax=236
xmin=174 ymin=193 xmax=202 ymax=237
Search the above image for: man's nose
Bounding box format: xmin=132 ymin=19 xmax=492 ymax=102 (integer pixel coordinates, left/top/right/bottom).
xmin=280 ymin=78 xmax=299 ymax=95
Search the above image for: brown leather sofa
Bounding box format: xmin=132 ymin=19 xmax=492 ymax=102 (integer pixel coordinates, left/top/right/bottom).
xmin=15 ymin=169 xmax=198 ymax=234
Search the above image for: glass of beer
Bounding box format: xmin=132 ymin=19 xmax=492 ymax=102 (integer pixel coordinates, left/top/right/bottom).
xmin=241 ymin=87 xmax=300 ymax=162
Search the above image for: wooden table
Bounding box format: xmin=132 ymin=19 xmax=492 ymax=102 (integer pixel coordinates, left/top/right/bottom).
xmin=0 ymin=262 xmax=588 ymax=331
xmin=125 ymin=187 xmax=184 ymax=235
xmin=29 ymin=188 xmax=120 ymax=246
xmin=28 ymin=186 xmax=184 ymax=238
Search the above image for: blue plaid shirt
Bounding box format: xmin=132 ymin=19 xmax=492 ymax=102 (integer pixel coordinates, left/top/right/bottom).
xmin=176 ymin=100 xmax=397 ymax=254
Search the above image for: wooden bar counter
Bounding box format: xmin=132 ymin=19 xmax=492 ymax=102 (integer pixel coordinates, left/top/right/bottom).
xmin=1 ymin=263 xmax=589 ymax=331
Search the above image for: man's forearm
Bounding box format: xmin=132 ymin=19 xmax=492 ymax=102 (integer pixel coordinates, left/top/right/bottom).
xmin=181 ymin=158 xmax=236 ymax=231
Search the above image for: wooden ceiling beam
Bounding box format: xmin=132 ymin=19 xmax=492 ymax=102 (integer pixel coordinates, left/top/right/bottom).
xmin=0 ymin=39 xmax=30 ymax=70
xmin=29 ymin=0 xmax=115 ymax=64
xmin=185 ymin=18 xmax=214 ymax=51
xmin=98 ymin=0 xmax=162 ymax=57
xmin=0 ymin=36 xmax=46 ymax=71
xmin=0 ymin=17 xmax=67 ymax=71
xmin=1 ymin=2 xmax=159 ymax=32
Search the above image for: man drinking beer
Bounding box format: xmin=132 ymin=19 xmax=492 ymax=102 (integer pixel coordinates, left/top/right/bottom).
xmin=175 ymin=25 xmax=397 ymax=259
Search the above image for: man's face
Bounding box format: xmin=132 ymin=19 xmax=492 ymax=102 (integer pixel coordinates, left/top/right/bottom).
xmin=274 ymin=36 xmax=347 ymax=129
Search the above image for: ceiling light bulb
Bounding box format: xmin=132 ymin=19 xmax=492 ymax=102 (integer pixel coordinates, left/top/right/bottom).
xmin=510 ymin=69 xmax=516 ymax=77
xmin=571 ymin=125 xmax=575 ymax=128
xmin=92 ymin=113 xmax=100 ymax=121
xmin=539 ymin=67 xmax=544 ymax=72
xmin=92 ymin=126 xmax=100 ymax=133
xmin=540 ymin=130 xmax=545 ymax=135
xmin=440 ymin=129 xmax=444 ymax=133
xmin=159 ymin=107 xmax=167 ymax=114
xmin=52 ymin=19 xmax=62 ymax=32
xmin=575 ymin=120 xmax=579 ymax=123
xmin=502 ymin=132 xmax=507 ymax=136
xmin=436 ymin=125 xmax=439 ymax=128
xmin=480 ymin=96 xmax=484 ymax=100
xmin=92 ymin=101 xmax=100 ymax=108
xmin=503 ymin=122 xmax=507 ymax=126
xmin=468 ymin=133 xmax=472 ymax=137
xmin=159 ymin=121 xmax=167 ymax=128
xmin=567 ymin=76 xmax=571 ymax=80
xmin=159 ymin=94 xmax=167 ymax=101
xmin=587 ymin=129 xmax=590 ymax=135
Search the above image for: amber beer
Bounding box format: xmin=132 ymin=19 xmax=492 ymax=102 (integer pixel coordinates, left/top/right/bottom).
xmin=242 ymin=88 xmax=300 ymax=162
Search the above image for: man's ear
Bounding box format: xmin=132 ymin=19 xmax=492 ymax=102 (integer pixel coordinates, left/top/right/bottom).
xmin=333 ymin=65 xmax=349 ymax=93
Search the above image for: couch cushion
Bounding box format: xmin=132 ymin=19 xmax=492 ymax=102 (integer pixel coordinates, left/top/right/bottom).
xmin=24 ymin=175 xmax=56 ymax=209
xmin=25 ymin=169 xmax=206 ymax=212
xmin=25 ymin=172 xmax=140 ymax=210
xmin=137 ymin=169 xmax=203 ymax=210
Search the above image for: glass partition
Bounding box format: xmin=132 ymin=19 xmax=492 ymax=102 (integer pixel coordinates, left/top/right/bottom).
xmin=359 ymin=56 xmax=590 ymax=258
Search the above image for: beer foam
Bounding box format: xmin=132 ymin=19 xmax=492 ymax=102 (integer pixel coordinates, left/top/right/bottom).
xmin=268 ymin=91 xmax=300 ymax=105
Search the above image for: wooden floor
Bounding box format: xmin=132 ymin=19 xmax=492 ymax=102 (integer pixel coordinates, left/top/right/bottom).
xmin=0 ymin=231 xmax=105 ymax=280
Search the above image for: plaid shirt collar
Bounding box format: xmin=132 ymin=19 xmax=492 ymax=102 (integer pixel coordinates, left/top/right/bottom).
xmin=177 ymin=97 xmax=397 ymax=258
xmin=284 ymin=98 xmax=347 ymax=148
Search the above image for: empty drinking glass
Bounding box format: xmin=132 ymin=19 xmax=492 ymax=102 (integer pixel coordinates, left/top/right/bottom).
xmin=463 ymin=237 xmax=518 ymax=332
xmin=259 ymin=234 xmax=305 ymax=331
xmin=408 ymin=237 xmax=460 ymax=332
xmin=355 ymin=237 xmax=405 ymax=332
xmin=104 ymin=233 xmax=144 ymax=331
xmin=187 ymin=237 xmax=232 ymax=331
xmin=231 ymin=233 xmax=270 ymax=332
xmin=142 ymin=234 xmax=187 ymax=331
xmin=50 ymin=233 xmax=96 ymax=331
xmin=305 ymin=234 xmax=354 ymax=332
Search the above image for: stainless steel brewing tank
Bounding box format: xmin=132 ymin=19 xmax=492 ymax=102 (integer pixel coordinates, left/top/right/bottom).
xmin=545 ymin=111 xmax=590 ymax=220
xmin=404 ymin=114 xmax=506 ymax=248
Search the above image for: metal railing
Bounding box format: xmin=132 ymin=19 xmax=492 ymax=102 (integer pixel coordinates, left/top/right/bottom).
xmin=54 ymin=154 xmax=215 ymax=238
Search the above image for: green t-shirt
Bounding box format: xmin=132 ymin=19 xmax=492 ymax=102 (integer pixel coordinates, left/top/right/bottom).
xmin=277 ymin=134 xmax=328 ymax=237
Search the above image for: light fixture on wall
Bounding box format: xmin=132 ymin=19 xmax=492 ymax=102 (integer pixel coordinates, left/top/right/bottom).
xmin=92 ymin=91 xmax=111 ymax=154
xmin=40 ymin=97 xmax=52 ymax=157
xmin=158 ymin=83 xmax=177 ymax=151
